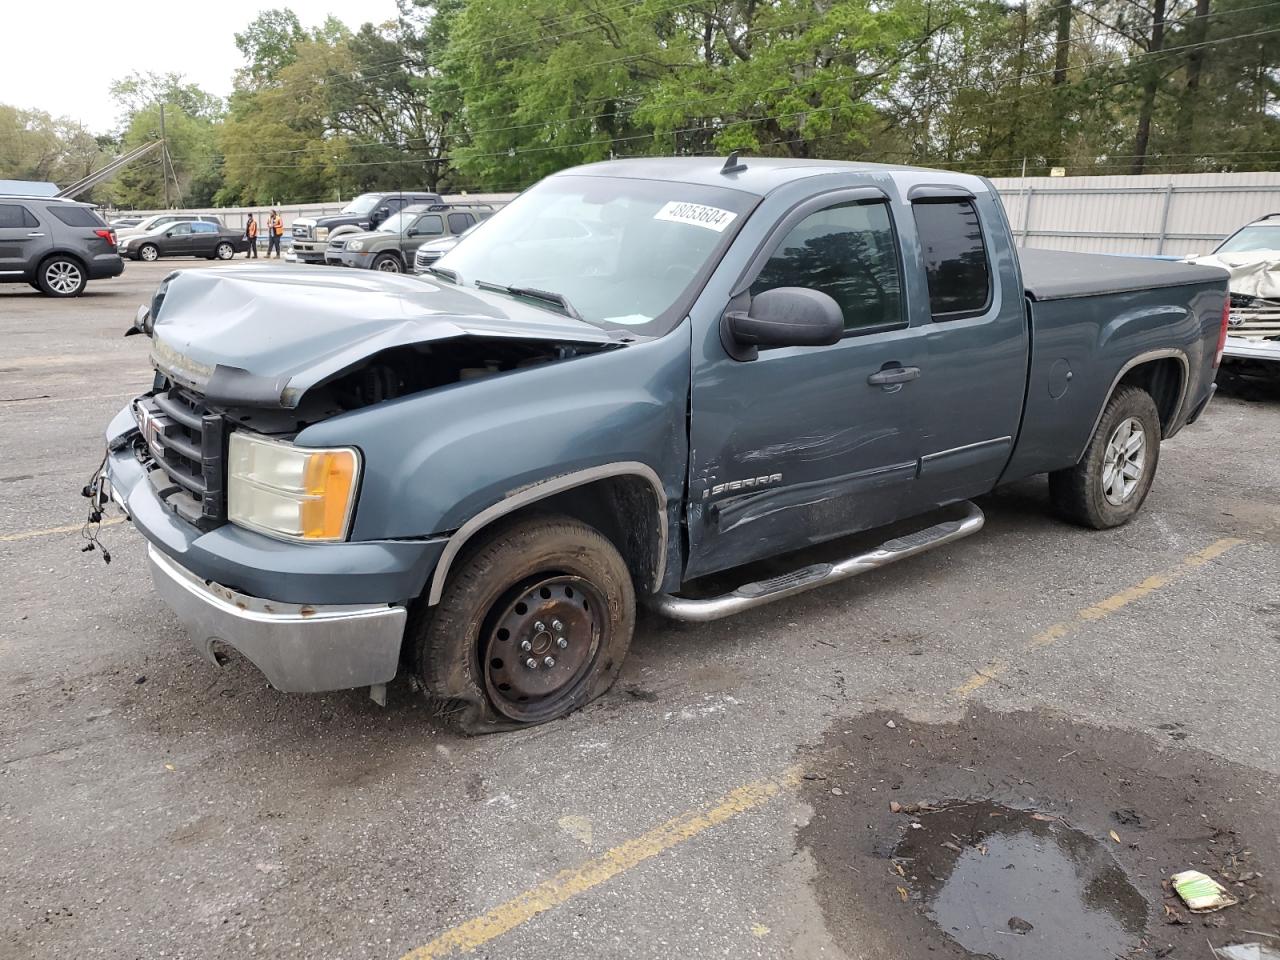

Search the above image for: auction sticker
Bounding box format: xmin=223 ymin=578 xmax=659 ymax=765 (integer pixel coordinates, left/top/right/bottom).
xmin=653 ymin=201 xmax=738 ymax=232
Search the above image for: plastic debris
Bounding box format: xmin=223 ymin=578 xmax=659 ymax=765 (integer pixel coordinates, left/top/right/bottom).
xmin=1170 ymin=870 xmax=1238 ymax=912
xmin=1214 ymin=945 xmax=1280 ymax=960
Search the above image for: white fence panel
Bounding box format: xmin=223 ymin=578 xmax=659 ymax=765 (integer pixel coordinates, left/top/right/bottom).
xmin=990 ymin=172 xmax=1280 ymax=255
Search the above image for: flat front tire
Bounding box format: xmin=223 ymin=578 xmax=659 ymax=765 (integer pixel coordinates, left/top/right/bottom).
xmin=1049 ymin=384 xmax=1161 ymax=529
xmin=411 ymin=515 xmax=635 ymax=733
xmin=373 ymin=253 xmax=402 ymax=273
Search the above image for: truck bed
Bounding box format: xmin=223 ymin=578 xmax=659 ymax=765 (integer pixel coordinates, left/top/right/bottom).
xmin=1019 ymin=248 xmax=1227 ymax=301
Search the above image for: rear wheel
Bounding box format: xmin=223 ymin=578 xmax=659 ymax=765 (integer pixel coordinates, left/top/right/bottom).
xmin=412 ymin=515 xmax=635 ymax=733
xmin=215 ymin=242 xmax=235 ymax=260
xmin=1049 ymin=384 xmax=1161 ymax=529
xmin=37 ymin=256 xmax=87 ymax=297
xmin=373 ymin=253 xmax=403 ymax=273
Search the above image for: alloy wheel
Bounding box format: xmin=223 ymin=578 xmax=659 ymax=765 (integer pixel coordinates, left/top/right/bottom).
xmin=1101 ymin=417 xmax=1146 ymax=506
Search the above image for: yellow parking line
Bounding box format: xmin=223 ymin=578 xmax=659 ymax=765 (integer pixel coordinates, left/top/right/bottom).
xmin=0 ymin=517 xmax=125 ymax=543
xmin=953 ymin=536 xmax=1245 ymax=696
xmin=398 ymin=767 xmax=802 ymax=960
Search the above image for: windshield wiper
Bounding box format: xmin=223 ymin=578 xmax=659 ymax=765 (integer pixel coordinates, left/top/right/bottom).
xmin=475 ymin=280 xmax=582 ymax=320
xmin=427 ymin=265 xmax=460 ymax=284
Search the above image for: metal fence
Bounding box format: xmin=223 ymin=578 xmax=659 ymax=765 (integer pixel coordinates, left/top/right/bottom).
xmin=990 ymin=172 xmax=1280 ymax=256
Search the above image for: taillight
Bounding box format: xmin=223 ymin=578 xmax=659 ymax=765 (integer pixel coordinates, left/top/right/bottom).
xmin=95 ymin=228 xmax=117 ymax=248
xmin=1213 ymin=299 xmax=1230 ymax=368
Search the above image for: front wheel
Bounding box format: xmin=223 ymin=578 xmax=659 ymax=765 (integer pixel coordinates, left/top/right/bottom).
xmin=412 ymin=515 xmax=635 ymax=732
xmin=138 ymin=243 xmax=159 ymax=262
xmin=1049 ymin=384 xmax=1161 ymax=529
xmin=372 ymin=253 xmax=402 ymax=273
xmin=215 ymin=242 xmax=235 ymax=260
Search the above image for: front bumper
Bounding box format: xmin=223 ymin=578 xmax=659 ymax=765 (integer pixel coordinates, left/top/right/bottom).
xmin=292 ymin=240 xmax=326 ymax=263
xmin=100 ymin=402 xmax=448 ymax=692
xmin=148 ymin=545 xmax=406 ymax=692
xmin=328 ymin=250 xmax=373 ymax=268
xmin=1223 ymin=335 xmax=1280 ymax=363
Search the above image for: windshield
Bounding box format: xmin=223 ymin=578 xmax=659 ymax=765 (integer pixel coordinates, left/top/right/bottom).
xmin=341 ymin=193 xmax=382 ymax=216
xmin=1216 ymin=224 xmax=1280 ymax=254
xmin=437 ymin=175 xmax=757 ymax=335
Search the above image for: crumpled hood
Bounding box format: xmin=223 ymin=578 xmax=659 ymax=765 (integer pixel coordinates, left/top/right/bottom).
xmin=149 ymin=266 xmax=618 ymax=407
xmin=1187 ymin=251 xmax=1280 ymax=300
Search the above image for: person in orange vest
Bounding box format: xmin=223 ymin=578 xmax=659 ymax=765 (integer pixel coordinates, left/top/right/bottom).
xmin=267 ymin=210 xmax=284 ymax=258
xmin=244 ymin=214 xmax=259 ymax=259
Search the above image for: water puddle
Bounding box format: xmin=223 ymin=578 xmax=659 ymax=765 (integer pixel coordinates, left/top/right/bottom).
xmin=893 ymin=801 xmax=1148 ymax=960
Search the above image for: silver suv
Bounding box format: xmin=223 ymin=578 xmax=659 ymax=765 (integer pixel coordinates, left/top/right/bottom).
xmin=0 ymin=195 xmax=124 ymax=297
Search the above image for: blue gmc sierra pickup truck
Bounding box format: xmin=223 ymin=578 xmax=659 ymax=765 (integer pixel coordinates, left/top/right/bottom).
xmin=93 ymin=156 xmax=1229 ymax=732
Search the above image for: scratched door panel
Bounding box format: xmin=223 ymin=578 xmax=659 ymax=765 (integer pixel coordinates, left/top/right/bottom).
xmin=685 ymin=325 xmax=925 ymax=580
xmin=685 ymin=196 xmax=927 ymax=581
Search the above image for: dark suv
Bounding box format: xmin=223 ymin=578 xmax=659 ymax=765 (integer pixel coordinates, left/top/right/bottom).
xmin=0 ymin=195 xmax=124 ymax=297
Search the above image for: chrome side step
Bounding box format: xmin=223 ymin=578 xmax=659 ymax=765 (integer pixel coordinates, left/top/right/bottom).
xmin=653 ymin=501 xmax=985 ymax=622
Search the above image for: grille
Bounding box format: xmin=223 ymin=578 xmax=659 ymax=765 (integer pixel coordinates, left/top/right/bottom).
xmin=414 ymin=247 xmax=444 ymax=270
xmin=327 ymin=238 xmax=347 ymax=251
xmin=292 ymin=223 xmax=312 ymax=240
xmin=134 ymin=387 xmax=226 ymax=525
xmin=1228 ymin=294 xmax=1280 ymax=341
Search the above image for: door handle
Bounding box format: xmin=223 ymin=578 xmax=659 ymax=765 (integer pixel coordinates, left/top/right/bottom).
xmin=27 ymin=232 xmax=45 ymax=237
xmin=867 ymin=365 xmax=921 ymax=386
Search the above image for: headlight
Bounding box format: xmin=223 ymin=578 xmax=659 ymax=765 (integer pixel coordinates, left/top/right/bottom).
xmin=227 ymin=432 xmax=360 ymax=542
xmin=316 ymin=227 xmax=330 ymax=240
xmin=347 ymin=239 xmax=363 ymax=251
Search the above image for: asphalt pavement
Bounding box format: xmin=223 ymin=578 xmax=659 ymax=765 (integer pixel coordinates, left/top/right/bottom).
xmin=1 ymin=259 xmax=1277 ymax=959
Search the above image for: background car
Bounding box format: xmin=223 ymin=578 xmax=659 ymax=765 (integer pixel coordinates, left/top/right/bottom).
xmin=412 ymin=221 xmax=483 ymax=273
xmin=290 ymin=191 xmax=443 ymax=263
xmin=115 ymin=213 xmax=222 ymax=241
xmin=1187 ymin=213 xmax=1280 ymax=369
xmin=325 ymin=203 xmax=491 ymax=272
xmin=0 ymin=194 xmax=123 ymax=297
xmin=109 ymin=216 xmax=145 ymax=229
xmin=118 ymin=220 xmax=249 ymax=261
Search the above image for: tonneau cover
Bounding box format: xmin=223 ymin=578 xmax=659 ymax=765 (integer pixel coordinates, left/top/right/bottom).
xmin=1020 ymin=248 xmax=1227 ymax=301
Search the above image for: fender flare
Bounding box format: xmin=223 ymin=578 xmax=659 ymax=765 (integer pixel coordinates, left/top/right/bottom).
xmin=1077 ymin=348 xmax=1189 ymax=460
xmin=426 ymin=462 xmax=668 ymax=606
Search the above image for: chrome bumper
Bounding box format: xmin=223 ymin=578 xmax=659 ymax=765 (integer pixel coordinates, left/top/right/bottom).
xmin=1223 ymin=335 xmax=1280 ymax=363
xmin=147 ymin=545 xmax=407 ymax=693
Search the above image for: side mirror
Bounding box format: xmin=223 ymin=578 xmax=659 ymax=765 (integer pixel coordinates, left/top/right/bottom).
xmin=406 ymin=228 xmax=421 ymax=238
xmin=165 ymin=230 xmax=176 ymax=237
xmin=720 ymin=287 xmax=844 ymax=361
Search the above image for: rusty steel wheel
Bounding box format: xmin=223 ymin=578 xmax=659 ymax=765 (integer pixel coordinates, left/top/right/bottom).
xmin=482 ymin=575 xmax=607 ymax=723
xmin=411 ymin=514 xmax=635 ymax=732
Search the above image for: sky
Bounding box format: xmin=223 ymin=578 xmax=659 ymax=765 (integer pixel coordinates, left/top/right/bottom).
xmin=0 ymin=0 xmax=403 ymax=134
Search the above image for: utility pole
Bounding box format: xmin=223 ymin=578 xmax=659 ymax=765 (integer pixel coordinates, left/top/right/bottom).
xmin=159 ymin=103 xmax=170 ymax=209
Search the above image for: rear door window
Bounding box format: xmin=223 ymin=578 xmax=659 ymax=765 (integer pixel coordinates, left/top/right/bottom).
xmin=912 ymin=200 xmax=992 ymax=320
xmin=0 ymin=204 xmax=40 ymax=228
xmin=447 ymin=213 xmax=473 ymax=233
xmin=191 ymin=222 xmax=218 ymax=234
xmin=48 ymin=206 xmax=106 ymax=228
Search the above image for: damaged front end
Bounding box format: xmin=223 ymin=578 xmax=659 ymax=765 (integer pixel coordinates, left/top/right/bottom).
xmin=89 ymin=266 xmax=634 ymax=698
xmin=1190 ymin=252 xmax=1280 ymax=367
xmin=123 ymin=266 xmax=626 ymax=527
